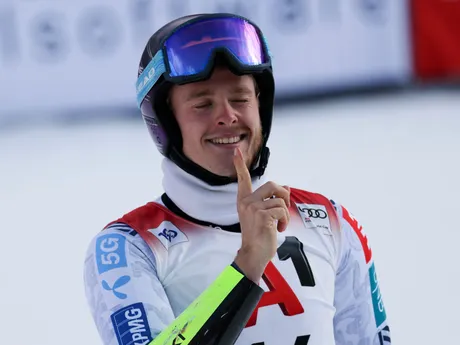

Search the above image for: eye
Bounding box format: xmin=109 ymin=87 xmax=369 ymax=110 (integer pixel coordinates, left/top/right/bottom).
xmin=231 ymin=99 xmax=249 ymax=104
xmin=194 ymin=102 xmax=212 ymax=109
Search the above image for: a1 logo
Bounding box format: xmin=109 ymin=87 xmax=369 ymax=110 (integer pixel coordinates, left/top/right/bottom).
xmin=249 ymin=237 xmax=315 ymax=344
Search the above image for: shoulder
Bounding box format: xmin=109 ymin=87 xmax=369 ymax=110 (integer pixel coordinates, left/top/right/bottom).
xmin=99 ymin=199 xmax=193 ymax=254
xmin=289 ymin=187 xmax=338 ymax=214
xmin=289 ymin=186 xmax=364 ymax=234
xmin=289 ymin=186 xmax=341 ymax=227
xmin=289 ymin=187 xmax=373 ymax=269
xmin=84 ymin=201 xmax=168 ymax=262
xmin=334 ymin=201 xmax=373 ymax=266
xmin=104 ymin=201 xmax=171 ymax=234
xmin=83 ymin=201 xmax=173 ymax=281
xmin=318 ymin=198 xmax=374 ymax=273
xmin=84 ymin=221 xmax=155 ymax=268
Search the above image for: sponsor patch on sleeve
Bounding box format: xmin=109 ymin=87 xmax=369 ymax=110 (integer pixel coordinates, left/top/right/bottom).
xmin=369 ymin=262 xmax=387 ymax=328
xmin=148 ymin=221 xmax=188 ymax=250
xmin=111 ymin=303 xmax=153 ymax=345
xmin=96 ymin=233 xmax=128 ymax=274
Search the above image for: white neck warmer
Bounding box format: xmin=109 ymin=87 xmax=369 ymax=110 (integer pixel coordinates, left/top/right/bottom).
xmin=161 ymin=158 xmax=268 ymax=226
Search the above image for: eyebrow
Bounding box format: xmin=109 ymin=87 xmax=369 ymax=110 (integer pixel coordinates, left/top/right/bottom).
xmin=231 ymin=85 xmax=254 ymax=95
xmin=186 ymin=85 xmax=254 ymax=102
xmin=186 ymin=89 xmax=213 ymax=102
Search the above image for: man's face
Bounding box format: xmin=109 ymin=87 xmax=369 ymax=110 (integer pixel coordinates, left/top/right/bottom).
xmin=169 ymin=67 xmax=263 ymax=177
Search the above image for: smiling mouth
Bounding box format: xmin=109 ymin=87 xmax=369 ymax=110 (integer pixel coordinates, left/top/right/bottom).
xmin=207 ymin=134 xmax=248 ymax=145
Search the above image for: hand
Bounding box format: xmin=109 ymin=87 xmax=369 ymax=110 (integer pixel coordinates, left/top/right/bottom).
xmin=233 ymin=148 xmax=291 ymax=283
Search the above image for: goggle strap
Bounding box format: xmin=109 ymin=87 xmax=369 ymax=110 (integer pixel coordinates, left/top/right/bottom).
xmin=136 ymin=50 xmax=166 ymax=108
xmin=262 ymin=35 xmax=273 ymax=60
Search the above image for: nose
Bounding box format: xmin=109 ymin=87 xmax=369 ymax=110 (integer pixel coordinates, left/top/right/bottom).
xmin=215 ymin=101 xmax=238 ymax=126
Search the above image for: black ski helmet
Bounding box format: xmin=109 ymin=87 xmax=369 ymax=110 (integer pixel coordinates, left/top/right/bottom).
xmin=137 ymin=13 xmax=275 ymax=185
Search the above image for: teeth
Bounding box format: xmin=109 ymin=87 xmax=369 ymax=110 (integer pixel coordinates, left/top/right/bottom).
xmin=210 ymin=136 xmax=242 ymax=144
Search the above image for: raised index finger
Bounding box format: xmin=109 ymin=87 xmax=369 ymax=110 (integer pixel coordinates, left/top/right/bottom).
xmin=233 ymin=147 xmax=252 ymax=201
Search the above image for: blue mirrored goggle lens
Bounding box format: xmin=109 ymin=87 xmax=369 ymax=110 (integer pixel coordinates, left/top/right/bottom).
xmin=164 ymin=17 xmax=268 ymax=77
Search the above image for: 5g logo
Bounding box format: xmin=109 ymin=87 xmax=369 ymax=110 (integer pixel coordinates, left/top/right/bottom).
xmin=96 ymin=234 xmax=128 ymax=274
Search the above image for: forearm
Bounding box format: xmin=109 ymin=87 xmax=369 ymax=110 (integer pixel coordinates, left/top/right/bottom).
xmin=233 ymin=248 xmax=269 ymax=283
xmin=150 ymin=263 xmax=263 ymax=345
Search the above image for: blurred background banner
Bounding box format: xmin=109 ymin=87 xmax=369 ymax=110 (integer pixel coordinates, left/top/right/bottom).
xmin=0 ymin=0 xmax=412 ymax=125
xmin=411 ymin=0 xmax=460 ymax=81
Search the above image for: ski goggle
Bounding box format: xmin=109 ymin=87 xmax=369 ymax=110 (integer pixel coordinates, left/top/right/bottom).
xmin=135 ymin=15 xmax=272 ymax=108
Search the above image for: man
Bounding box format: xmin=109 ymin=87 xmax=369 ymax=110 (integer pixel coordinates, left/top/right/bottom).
xmin=84 ymin=13 xmax=391 ymax=345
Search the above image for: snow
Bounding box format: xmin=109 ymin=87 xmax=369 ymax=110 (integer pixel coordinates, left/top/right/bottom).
xmin=0 ymin=89 xmax=458 ymax=345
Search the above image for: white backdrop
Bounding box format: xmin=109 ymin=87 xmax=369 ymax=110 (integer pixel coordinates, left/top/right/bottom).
xmin=0 ymin=89 xmax=459 ymax=345
xmin=0 ymin=0 xmax=411 ymax=121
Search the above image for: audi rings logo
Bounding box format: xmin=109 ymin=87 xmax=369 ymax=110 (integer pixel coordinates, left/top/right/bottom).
xmin=296 ymin=203 xmax=331 ymax=233
xmin=297 ymin=206 xmax=327 ymax=219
